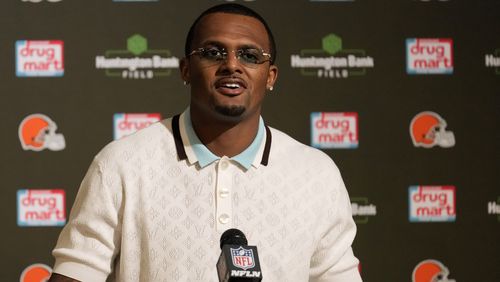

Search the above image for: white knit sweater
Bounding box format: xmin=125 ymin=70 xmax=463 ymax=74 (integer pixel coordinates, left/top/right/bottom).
xmin=52 ymin=113 xmax=361 ymax=282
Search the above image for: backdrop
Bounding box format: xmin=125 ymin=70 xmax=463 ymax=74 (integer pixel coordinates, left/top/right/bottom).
xmin=1 ymin=0 xmax=499 ymax=281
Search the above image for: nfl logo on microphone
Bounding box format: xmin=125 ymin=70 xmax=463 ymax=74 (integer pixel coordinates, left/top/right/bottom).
xmin=231 ymin=246 xmax=255 ymax=270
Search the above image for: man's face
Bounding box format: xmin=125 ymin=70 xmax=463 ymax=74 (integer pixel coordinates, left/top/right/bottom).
xmin=181 ymin=12 xmax=278 ymax=123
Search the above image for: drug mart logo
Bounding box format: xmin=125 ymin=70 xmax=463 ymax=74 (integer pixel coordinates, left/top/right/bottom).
xmin=406 ymin=38 xmax=453 ymax=74
xmin=16 ymin=40 xmax=64 ymax=77
xmin=20 ymin=263 xmax=52 ymax=282
xmin=291 ymin=33 xmax=374 ymax=79
xmin=19 ymin=114 xmax=66 ymax=151
xmin=95 ymin=34 xmax=179 ymax=79
xmin=410 ymin=111 xmax=455 ymax=148
xmin=17 ymin=189 xmax=66 ymax=226
xmin=351 ymin=197 xmax=377 ymax=224
xmin=485 ymin=48 xmax=500 ymax=74
xmin=113 ymin=113 xmax=161 ymax=140
xmin=412 ymin=259 xmax=455 ymax=282
xmin=487 ymin=197 xmax=500 ymax=222
xmin=409 ymin=185 xmax=456 ymax=222
xmin=311 ymin=112 xmax=358 ymax=149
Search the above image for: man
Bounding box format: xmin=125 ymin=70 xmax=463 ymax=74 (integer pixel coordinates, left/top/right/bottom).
xmin=49 ymin=3 xmax=362 ymax=282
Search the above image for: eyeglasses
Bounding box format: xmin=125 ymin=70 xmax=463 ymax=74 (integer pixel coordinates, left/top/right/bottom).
xmin=188 ymin=46 xmax=272 ymax=67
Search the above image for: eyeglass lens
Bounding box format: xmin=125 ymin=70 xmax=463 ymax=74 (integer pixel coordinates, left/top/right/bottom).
xmin=196 ymin=47 xmax=269 ymax=66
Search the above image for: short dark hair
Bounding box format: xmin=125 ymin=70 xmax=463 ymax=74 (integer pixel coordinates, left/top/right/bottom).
xmin=184 ymin=3 xmax=277 ymax=65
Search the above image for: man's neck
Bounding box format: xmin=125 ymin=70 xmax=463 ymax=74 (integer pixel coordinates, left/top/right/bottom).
xmin=190 ymin=110 xmax=260 ymax=158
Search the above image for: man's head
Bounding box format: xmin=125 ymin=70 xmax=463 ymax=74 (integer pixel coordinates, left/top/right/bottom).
xmin=180 ymin=4 xmax=278 ymax=123
xmin=184 ymin=3 xmax=276 ymax=65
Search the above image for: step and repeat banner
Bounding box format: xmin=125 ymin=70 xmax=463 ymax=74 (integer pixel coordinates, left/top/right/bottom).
xmin=1 ymin=0 xmax=499 ymax=281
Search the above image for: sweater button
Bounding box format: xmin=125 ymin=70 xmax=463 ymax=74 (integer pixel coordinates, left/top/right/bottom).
xmin=219 ymin=214 xmax=230 ymax=224
xmin=220 ymin=160 xmax=229 ymax=170
xmin=219 ymin=189 xmax=230 ymax=198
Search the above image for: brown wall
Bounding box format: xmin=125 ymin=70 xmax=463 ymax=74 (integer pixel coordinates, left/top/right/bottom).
xmin=2 ymin=1 xmax=499 ymax=281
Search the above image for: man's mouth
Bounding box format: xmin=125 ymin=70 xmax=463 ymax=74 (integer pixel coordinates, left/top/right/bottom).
xmin=215 ymin=78 xmax=247 ymax=94
xmin=221 ymin=82 xmax=241 ymax=89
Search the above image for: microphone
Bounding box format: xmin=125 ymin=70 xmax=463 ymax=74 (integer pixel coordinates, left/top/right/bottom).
xmin=216 ymin=228 xmax=263 ymax=282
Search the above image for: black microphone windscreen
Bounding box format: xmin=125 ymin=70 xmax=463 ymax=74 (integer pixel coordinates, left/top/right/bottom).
xmin=220 ymin=228 xmax=248 ymax=249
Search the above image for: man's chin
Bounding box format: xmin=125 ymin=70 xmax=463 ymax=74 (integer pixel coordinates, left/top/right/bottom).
xmin=214 ymin=105 xmax=246 ymax=117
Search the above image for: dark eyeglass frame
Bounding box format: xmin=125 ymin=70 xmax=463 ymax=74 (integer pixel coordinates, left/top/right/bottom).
xmin=187 ymin=46 xmax=272 ymax=66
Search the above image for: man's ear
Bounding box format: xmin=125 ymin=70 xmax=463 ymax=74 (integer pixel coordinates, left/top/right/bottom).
xmin=180 ymin=57 xmax=190 ymax=83
xmin=266 ymin=64 xmax=278 ymax=90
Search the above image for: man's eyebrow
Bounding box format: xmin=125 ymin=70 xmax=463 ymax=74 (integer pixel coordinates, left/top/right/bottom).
xmin=198 ymin=40 xmax=224 ymax=48
xmin=238 ymin=43 xmax=263 ymax=50
xmin=199 ymin=40 xmax=263 ymax=50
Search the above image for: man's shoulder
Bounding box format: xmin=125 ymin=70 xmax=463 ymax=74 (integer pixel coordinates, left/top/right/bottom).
xmin=95 ymin=117 xmax=175 ymax=162
xmin=268 ymin=126 xmax=335 ymax=166
xmin=110 ymin=117 xmax=173 ymax=146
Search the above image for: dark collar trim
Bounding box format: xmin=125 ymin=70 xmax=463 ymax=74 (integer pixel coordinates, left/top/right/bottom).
xmin=171 ymin=113 xmax=271 ymax=166
xmin=172 ymin=114 xmax=187 ymax=161
xmin=261 ymin=125 xmax=272 ymax=166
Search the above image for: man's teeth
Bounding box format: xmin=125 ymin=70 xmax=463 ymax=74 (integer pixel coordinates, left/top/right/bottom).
xmin=224 ymin=83 xmax=240 ymax=89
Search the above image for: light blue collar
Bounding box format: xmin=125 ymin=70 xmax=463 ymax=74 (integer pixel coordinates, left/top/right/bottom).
xmin=182 ymin=108 xmax=265 ymax=169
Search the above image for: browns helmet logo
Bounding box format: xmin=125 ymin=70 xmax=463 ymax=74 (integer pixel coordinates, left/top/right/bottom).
xmin=412 ymin=259 xmax=455 ymax=282
xmin=18 ymin=114 xmax=66 ymax=151
xmin=410 ymin=111 xmax=455 ymax=148
xmin=19 ymin=263 xmax=52 ymax=282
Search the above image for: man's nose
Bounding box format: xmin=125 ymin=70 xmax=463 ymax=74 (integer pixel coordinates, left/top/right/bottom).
xmin=219 ymin=50 xmax=242 ymax=73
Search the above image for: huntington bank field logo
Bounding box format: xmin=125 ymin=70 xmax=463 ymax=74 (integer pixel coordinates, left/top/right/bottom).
xmin=17 ymin=189 xmax=66 ymax=226
xmin=485 ymin=48 xmax=500 ymax=74
xmin=351 ymin=197 xmax=377 ymax=224
xmin=409 ymin=186 xmax=456 ymax=222
xmin=406 ymin=38 xmax=453 ymax=74
xmin=113 ymin=113 xmax=162 ymax=140
xmin=291 ymin=33 xmax=374 ymax=79
xmin=16 ymin=40 xmax=64 ymax=77
xmin=412 ymin=259 xmax=455 ymax=282
xmin=311 ymin=112 xmax=358 ymax=149
xmin=95 ymin=34 xmax=179 ymax=79
xmin=487 ymin=197 xmax=500 ymax=222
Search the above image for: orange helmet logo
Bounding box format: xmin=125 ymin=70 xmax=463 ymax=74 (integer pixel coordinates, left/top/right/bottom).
xmin=410 ymin=111 xmax=455 ymax=148
xmin=19 ymin=263 xmax=52 ymax=282
xmin=412 ymin=259 xmax=455 ymax=282
xmin=18 ymin=114 xmax=66 ymax=151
